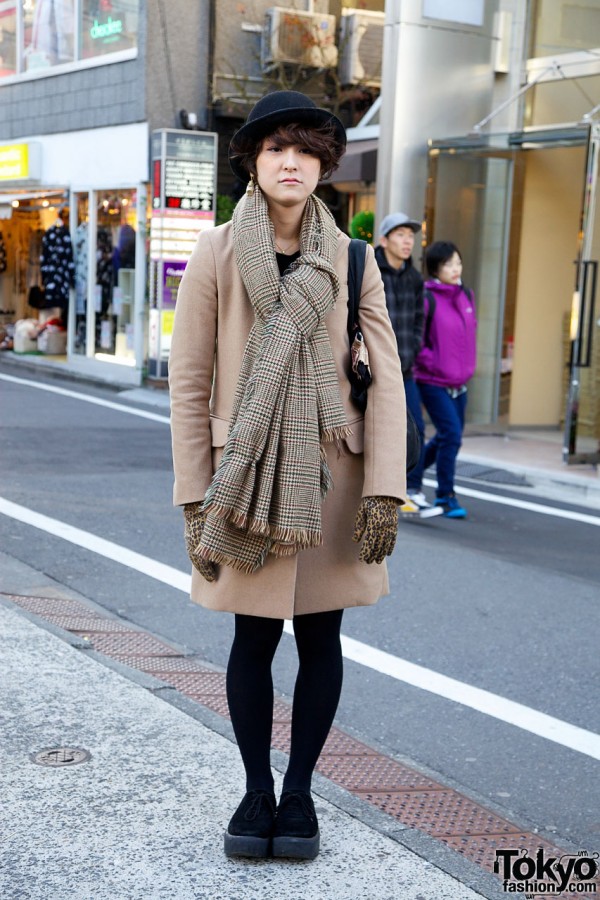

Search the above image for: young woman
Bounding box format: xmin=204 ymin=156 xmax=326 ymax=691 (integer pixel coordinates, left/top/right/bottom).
xmin=412 ymin=241 xmax=477 ymax=518
xmin=168 ymin=91 xmax=407 ymax=861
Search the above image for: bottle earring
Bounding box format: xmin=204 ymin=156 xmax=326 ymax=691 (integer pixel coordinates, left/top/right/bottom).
xmin=246 ymin=174 xmax=255 ymax=196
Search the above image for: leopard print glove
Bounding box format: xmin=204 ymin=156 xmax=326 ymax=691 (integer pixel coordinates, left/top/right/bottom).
xmin=352 ymin=496 xmax=399 ymax=564
xmin=183 ymin=502 xmax=217 ymax=583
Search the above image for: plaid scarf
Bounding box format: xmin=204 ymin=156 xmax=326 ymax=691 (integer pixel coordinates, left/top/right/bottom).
xmin=199 ymin=186 xmax=349 ymax=574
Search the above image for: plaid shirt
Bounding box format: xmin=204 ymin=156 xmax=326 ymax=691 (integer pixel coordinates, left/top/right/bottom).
xmin=375 ymin=245 xmax=424 ymax=378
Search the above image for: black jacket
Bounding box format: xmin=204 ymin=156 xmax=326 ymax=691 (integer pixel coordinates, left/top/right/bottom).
xmin=40 ymin=225 xmax=75 ymax=308
xmin=375 ymin=245 xmax=424 ymax=377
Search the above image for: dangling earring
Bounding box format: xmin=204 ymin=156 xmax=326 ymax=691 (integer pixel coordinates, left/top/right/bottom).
xmin=246 ymin=174 xmax=255 ymax=196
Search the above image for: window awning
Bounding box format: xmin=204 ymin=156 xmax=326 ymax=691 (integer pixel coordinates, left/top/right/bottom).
xmin=0 ymin=188 xmax=68 ymax=217
xmin=328 ymin=139 xmax=378 ymax=189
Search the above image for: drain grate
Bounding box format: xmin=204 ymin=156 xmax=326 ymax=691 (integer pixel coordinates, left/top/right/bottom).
xmin=455 ymin=462 xmax=531 ymax=486
xmin=31 ymin=747 xmax=91 ymax=767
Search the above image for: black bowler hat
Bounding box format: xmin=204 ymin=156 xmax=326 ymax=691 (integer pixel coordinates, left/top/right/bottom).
xmin=228 ymin=90 xmax=346 ymax=182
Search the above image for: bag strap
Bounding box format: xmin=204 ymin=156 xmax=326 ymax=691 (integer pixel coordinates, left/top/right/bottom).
xmin=423 ymin=288 xmax=436 ymax=347
xmin=347 ymin=238 xmax=368 ymax=338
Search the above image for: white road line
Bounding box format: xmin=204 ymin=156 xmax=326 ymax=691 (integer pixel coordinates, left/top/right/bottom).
xmin=3 ymin=371 xmax=599 ymax=525
xmin=423 ymin=478 xmax=600 ymax=526
xmin=0 ymin=497 xmax=189 ymax=594
xmin=0 ymin=372 xmax=171 ymax=425
xmin=2 ymin=494 xmax=599 ymax=762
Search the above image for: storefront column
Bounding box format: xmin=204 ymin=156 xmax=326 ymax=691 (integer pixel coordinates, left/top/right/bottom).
xmin=133 ymin=182 xmax=147 ymax=373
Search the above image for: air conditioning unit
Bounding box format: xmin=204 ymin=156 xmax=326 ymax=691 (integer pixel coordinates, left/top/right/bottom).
xmin=261 ymin=7 xmax=338 ymax=71
xmin=338 ymin=10 xmax=385 ymax=88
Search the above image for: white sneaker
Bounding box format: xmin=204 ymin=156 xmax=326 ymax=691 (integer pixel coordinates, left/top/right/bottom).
xmin=407 ymin=491 xmax=444 ymax=519
xmin=407 ymin=491 xmax=431 ymax=509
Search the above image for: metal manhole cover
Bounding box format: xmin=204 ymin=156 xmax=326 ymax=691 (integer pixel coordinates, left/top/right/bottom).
xmin=455 ymin=462 xmax=531 ymax=486
xmin=31 ymin=747 xmax=92 ymax=767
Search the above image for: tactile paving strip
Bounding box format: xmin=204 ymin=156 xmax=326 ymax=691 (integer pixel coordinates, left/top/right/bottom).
xmin=185 ymin=694 xmax=231 ymax=717
xmin=440 ymin=832 xmax=564 ymax=872
xmin=75 ymin=632 xmax=181 ymax=657
xmin=320 ymin=727 xmax=375 ymax=756
xmin=152 ymin=671 xmax=226 ymax=694
xmin=356 ymin=790 xmax=523 ymax=837
xmin=316 ymin=753 xmax=442 ymax=791
xmin=3 ymin=594 xmax=102 ymax=618
xmin=40 ymin=617 xmax=141 ymax=634
xmin=104 ymin=656 xmax=209 ymax=673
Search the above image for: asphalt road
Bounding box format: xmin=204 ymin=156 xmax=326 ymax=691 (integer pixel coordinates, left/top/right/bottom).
xmin=1 ymin=365 xmax=599 ymax=857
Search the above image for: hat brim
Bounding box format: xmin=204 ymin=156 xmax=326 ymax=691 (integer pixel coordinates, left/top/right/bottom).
xmin=381 ymin=221 xmax=422 ymax=237
xmin=228 ymin=106 xmax=346 ymax=182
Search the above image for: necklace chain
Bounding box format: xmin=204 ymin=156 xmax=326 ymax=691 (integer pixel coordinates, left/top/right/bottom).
xmin=274 ymin=238 xmax=299 ymax=255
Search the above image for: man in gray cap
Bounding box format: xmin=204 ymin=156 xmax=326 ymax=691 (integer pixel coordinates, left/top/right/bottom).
xmin=376 ymin=212 xmax=440 ymax=516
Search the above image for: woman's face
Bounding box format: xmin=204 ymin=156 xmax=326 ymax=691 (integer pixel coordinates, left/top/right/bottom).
xmin=255 ymin=137 xmax=321 ymax=210
xmin=437 ymin=252 xmax=463 ymax=285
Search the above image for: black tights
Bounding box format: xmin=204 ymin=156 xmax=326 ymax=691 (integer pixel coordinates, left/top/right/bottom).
xmin=226 ymin=609 xmax=344 ymax=795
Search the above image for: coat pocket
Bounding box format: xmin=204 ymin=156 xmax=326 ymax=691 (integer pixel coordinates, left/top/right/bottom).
xmin=344 ymin=416 xmax=364 ymax=454
xmin=209 ymin=415 xmax=230 ymax=447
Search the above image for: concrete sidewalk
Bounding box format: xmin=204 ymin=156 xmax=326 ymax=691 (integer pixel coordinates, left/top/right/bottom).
xmin=0 ymin=581 xmax=493 ymax=900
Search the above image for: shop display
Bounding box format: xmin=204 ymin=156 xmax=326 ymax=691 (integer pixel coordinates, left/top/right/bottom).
xmin=0 ymin=231 xmax=6 ymax=274
xmin=40 ymin=217 xmax=75 ymax=321
xmin=0 ymin=186 xmax=141 ymax=372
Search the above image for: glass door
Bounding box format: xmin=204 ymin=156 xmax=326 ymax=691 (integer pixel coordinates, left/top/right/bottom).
xmin=426 ymin=140 xmax=515 ymax=424
xmin=564 ymin=122 xmax=600 ymax=465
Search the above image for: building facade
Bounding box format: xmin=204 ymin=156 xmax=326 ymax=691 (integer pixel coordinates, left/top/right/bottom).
xmin=0 ymin=0 xmax=211 ymax=385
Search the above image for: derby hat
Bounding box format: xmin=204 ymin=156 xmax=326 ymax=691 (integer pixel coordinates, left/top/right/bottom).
xmin=228 ymin=90 xmax=346 ymax=182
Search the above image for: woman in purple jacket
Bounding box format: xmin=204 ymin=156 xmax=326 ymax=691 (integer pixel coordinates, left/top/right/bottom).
xmin=411 ymin=241 xmax=477 ymax=518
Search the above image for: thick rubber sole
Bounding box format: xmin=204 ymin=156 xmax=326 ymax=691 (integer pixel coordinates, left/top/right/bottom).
xmin=418 ymin=506 xmax=444 ymax=519
xmin=442 ymin=508 xmax=467 ymax=518
xmin=223 ymin=831 xmax=270 ymax=858
xmin=272 ymin=832 xmax=320 ymax=860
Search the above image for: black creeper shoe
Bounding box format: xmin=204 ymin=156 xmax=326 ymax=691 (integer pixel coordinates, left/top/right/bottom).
xmin=224 ymin=790 xmax=277 ymax=858
xmin=272 ymin=791 xmax=320 ymax=860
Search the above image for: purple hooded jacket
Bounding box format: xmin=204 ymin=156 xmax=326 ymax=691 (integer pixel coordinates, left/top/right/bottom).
xmin=413 ymin=280 xmax=477 ymax=389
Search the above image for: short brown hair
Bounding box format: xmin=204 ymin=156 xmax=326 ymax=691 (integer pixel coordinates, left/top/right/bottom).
xmin=230 ymin=121 xmax=345 ymax=182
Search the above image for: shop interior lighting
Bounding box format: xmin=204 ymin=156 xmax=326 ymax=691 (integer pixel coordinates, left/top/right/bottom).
xmin=42 ymin=199 xmax=49 ymax=207
xmin=11 ymin=200 xmax=19 ymax=207
xmin=570 ymin=290 xmax=581 ymax=341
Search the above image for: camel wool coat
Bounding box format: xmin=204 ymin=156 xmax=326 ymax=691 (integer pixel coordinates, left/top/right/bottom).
xmin=169 ymin=221 xmax=407 ymax=619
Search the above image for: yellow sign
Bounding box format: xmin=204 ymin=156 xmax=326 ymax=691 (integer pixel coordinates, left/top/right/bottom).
xmin=0 ymin=144 xmax=30 ymax=181
xmin=161 ymin=310 xmax=175 ymax=337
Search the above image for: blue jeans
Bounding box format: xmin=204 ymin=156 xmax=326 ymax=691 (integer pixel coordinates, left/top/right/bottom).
xmin=410 ymin=383 xmax=467 ymax=497
xmin=404 ymin=377 xmax=425 ymax=492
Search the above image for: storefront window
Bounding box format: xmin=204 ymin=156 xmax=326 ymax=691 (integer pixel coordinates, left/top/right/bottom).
xmin=0 ymin=0 xmax=138 ymax=79
xmin=73 ymin=191 xmax=88 ymax=355
xmin=22 ymin=0 xmax=75 ymax=72
xmin=0 ymin=2 xmax=17 ymax=76
xmin=81 ymin=0 xmax=138 ymax=60
xmin=530 ymin=0 xmax=600 ymax=57
xmin=94 ymin=188 xmax=137 ymax=362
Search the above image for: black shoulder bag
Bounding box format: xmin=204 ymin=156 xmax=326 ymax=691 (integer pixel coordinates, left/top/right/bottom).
xmin=347 ymin=239 xmax=422 ymax=473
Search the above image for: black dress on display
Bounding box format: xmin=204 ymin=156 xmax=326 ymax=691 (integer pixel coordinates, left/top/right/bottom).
xmin=40 ymin=222 xmax=75 ymax=324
